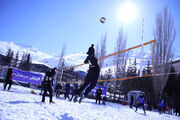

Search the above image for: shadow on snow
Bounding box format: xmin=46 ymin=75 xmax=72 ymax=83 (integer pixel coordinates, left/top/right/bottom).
xmin=60 ymin=113 xmax=74 ymax=120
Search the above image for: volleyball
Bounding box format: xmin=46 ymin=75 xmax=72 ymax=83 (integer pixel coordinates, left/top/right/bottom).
xmin=100 ymin=17 xmax=106 ymax=23
xmin=30 ymin=90 xmax=36 ymax=94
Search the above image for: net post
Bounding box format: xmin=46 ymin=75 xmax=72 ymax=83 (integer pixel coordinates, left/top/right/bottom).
xmin=139 ymin=18 xmax=144 ymax=77
xmin=152 ymin=40 xmax=156 ymax=74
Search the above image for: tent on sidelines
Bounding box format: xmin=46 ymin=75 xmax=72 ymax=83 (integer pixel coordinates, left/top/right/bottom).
xmin=127 ymin=90 xmax=145 ymax=106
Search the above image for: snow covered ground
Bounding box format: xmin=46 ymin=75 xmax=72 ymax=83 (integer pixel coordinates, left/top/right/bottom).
xmin=0 ymin=83 xmax=179 ymax=120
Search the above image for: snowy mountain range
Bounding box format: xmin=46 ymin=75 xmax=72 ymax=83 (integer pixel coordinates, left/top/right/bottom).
xmin=0 ymin=41 xmax=88 ymax=71
xmin=0 ymin=40 xmax=180 ymax=72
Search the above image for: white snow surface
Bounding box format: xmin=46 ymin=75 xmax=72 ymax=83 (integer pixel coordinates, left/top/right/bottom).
xmin=0 ymin=83 xmax=179 ymax=120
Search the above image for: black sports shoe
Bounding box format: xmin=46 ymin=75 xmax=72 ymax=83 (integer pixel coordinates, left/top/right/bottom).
xmin=50 ymin=101 xmax=55 ymax=104
xmin=79 ymin=94 xmax=84 ymax=104
xmin=73 ymin=95 xmax=78 ymax=103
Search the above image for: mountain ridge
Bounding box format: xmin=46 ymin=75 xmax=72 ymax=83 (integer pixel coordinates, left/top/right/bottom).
xmin=0 ymin=40 xmax=179 ymax=71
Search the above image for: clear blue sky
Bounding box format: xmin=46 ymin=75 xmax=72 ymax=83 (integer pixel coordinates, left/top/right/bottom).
xmin=0 ymin=0 xmax=179 ymax=56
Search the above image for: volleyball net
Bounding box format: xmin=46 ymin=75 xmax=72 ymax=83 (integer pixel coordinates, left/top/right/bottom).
xmin=62 ymin=40 xmax=156 ymax=83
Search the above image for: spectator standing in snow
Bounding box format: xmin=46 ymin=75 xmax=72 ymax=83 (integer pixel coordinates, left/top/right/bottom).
xmin=147 ymin=100 xmax=153 ymax=111
xmin=102 ymin=96 xmax=107 ymax=105
xmin=135 ymin=93 xmax=146 ymax=114
xmin=130 ymin=95 xmax=134 ymax=108
xmin=70 ymin=83 xmax=78 ymax=101
xmin=4 ymin=68 xmax=14 ymax=91
xmin=175 ymin=103 xmax=180 ymax=116
xmin=158 ymin=98 xmax=164 ymax=114
xmin=55 ymin=82 xmax=62 ymax=97
xmin=40 ymin=79 xmax=45 ymax=95
xmin=73 ymin=44 xmax=100 ymax=103
xmin=41 ymin=67 xmax=57 ymax=103
xmin=178 ymin=104 xmax=180 ymax=116
xmin=169 ymin=104 xmax=173 ymax=115
xmin=64 ymin=83 xmax=70 ymax=100
xmin=96 ymin=87 xmax=102 ymax=104
xmin=163 ymin=100 xmax=167 ymax=114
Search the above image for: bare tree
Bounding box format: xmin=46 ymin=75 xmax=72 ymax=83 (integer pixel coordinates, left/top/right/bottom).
xmin=113 ymin=29 xmax=127 ymax=98
xmin=56 ymin=45 xmax=66 ymax=83
xmin=95 ymin=42 xmax=99 ymax=59
xmin=153 ymin=6 xmax=176 ymax=97
xmin=98 ymin=33 xmax=107 ymax=71
xmin=114 ymin=29 xmax=127 ymax=78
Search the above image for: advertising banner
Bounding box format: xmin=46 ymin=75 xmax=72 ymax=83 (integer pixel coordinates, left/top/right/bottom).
xmin=90 ymin=85 xmax=107 ymax=95
xmin=13 ymin=68 xmax=43 ymax=85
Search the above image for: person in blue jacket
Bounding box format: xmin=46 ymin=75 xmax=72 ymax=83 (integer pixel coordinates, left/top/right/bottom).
xmin=158 ymin=98 xmax=164 ymax=114
xmin=135 ymin=93 xmax=146 ymax=114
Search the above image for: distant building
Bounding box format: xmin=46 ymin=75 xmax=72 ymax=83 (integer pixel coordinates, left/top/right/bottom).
xmin=127 ymin=90 xmax=144 ymax=106
xmin=172 ymin=59 xmax=180 ymax=72
xmin=31 ymin=63 xmax=50 ymax=73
